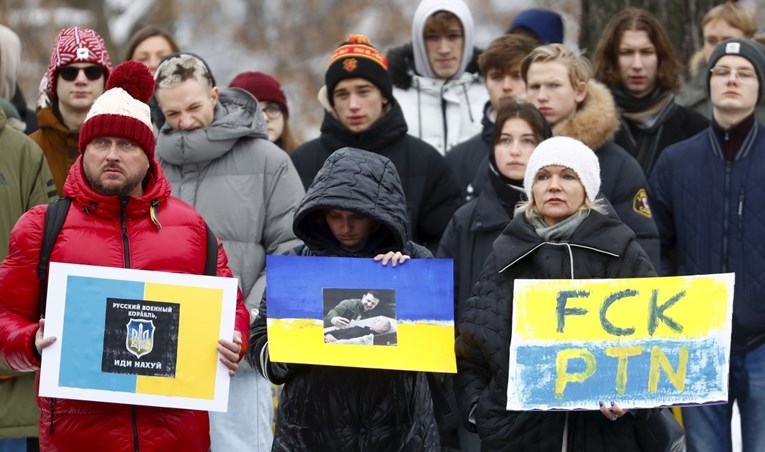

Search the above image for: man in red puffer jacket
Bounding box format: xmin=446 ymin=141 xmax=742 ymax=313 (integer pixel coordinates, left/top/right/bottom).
xmin=0 ymin=61 xmax=250 ymax=452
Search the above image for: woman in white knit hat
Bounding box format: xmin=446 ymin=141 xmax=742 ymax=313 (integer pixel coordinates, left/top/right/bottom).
xmin=455 ymin=136 xmax=667 ymax=451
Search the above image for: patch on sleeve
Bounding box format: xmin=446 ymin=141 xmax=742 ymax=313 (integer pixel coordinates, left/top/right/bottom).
xmin=633 ymin=188 xmax=652 ymax=218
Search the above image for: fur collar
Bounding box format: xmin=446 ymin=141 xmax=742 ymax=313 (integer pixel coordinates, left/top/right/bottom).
xmin=553 ymin=80 xmax=620 ymax=151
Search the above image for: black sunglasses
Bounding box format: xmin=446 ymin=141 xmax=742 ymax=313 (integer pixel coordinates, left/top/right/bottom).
xmin=58 ymin=65 xmax=105 ymax=82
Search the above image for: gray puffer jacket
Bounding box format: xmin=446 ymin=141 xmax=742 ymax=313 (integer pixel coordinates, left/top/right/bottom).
xmin=156 ymin=87 xmax=304 ymax=317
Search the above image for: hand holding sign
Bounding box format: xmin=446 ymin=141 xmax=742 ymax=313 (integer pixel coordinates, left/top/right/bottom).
xmin=35 ymin=318 xmax=57 ymax=354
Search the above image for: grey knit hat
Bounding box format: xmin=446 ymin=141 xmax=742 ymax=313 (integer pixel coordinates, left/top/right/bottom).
xmin=707 ymin=38 xmax=765 ymax=101
xmin=524 ymin=136 xmax=601 ymax=204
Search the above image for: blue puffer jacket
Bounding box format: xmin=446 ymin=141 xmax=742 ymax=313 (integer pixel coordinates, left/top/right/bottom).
xmin=649 ymin=120 xmax=765 ymax=351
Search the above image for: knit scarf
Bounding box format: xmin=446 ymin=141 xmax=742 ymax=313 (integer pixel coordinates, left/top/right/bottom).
xmin=531 ymin=209 xmax=589 ymax=242
xmin=609 ymin=86 xmax=673 ymax=126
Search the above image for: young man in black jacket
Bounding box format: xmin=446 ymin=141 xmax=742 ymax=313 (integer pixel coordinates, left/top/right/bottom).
xmin=290 ymin=34 xmax=462 ymax=251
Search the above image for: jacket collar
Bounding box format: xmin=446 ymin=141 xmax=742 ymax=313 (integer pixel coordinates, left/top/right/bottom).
xmin=553 ymin=80 xmax=621 ymax=151
xmin=156 ymin=88 xmax=267 ymax=165
xmin=492 ymin=207 xmax=632 ymax=272
xmin=318 ymin=98 xmax=409 ymax=152
xmin=63 ymin=156 xmax=171 ymax=222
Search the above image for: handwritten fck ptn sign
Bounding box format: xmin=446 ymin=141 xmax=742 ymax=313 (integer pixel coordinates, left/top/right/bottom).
xmin=507 ymin=274 xmax=734 ymax=410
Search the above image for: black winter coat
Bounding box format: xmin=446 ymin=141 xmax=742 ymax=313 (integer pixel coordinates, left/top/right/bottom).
xmin=455 ymin=209 xmax=658 ymax=452
xmin=437 ymin=164 xmax=521 ymax=326
xmin=445 ymin=102 xmax=493 ymax=199
xmin=248 ymin=149 xmax=440 ymax=451
xmin=290 ymin=100 xmax=462 ymax=250
xmin=614 ymin=102 xmax=708 ymax=176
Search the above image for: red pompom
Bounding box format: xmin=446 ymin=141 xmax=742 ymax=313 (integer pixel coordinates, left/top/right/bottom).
xmin=347 ymin=34 xmax=371 ymax=46
xmin=105 ymin=61 xmax=155 ymax=103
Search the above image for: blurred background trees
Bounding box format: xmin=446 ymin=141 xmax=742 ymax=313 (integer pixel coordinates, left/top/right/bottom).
xmin=2 ymin=0 xmax=762 ymax=140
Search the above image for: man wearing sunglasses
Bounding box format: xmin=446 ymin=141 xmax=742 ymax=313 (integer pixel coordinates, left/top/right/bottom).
xmin=650 ymin=38 xmax=765 ymax=452
xmin=30 ymin=26 xmax=112 ymax=197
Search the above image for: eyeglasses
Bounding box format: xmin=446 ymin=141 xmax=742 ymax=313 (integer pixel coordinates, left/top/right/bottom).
xmin=709 ymin=66 xmax=757 ymax=80
xmin=58 ymin=65 xmax=105 ymax=82
xmin=261 ymin=103 xmax=284 ymax=119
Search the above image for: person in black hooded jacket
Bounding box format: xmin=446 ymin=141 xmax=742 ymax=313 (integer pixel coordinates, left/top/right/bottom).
xmin=456 ymin=137 xmax=660 ymax=452
xmin=248 ymin=148 xmax=440 ymax=452
xmin=291 ymin=34 xmax=462 ymax=251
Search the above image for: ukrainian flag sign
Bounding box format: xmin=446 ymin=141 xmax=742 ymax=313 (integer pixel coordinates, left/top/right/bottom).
xmin=39 ymin=263 xmax=238 ymax=412
xmin=266 ymin=255 xmax=456 ymax=372
xmin=507 ymin=274 xmax=735 ymax=410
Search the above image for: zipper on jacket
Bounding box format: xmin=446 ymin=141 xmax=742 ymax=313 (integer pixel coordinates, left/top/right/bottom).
xmin=737 ymin=188 xmax=745 ymax=241
xmin=120 ymin=197 xmax=139 ymax=452
xmin=132 ymin=406 xmax=139 ymax=452
xmin=48 ymin=398 xmax=55 ymax=435
xmin=120 ymin=198 xmax=131 ymax=268
xmin=721 ymin=163 xmax=732 ymax=272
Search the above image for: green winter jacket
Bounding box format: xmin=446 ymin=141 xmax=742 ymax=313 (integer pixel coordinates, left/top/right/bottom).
xmin=0 ymin=107 xmax=56 ymax=438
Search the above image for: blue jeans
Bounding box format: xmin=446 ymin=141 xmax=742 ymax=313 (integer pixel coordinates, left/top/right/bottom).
xmin=684 ymin=341 xmax=765 ymax=452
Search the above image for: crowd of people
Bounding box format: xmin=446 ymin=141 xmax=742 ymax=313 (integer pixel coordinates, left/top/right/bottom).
xmin=0 ymin=1 xmax=764 ymax=451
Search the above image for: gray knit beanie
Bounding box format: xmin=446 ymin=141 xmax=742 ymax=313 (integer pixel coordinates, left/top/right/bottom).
xmin=707 ymin=38 xmax=765 ymax=101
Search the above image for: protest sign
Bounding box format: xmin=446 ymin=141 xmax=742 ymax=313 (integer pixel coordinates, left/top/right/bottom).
xmin=507 ymin=274 xmax=734 ymax=410
xmin=266 ymin=255 xmax=455 ymax=372
xmin=39 ymin=262 xmax=238 ymax=412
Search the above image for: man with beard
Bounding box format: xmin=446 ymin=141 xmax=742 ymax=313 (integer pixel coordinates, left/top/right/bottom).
xmin=0 ymin=61 xmax=249 ymax=451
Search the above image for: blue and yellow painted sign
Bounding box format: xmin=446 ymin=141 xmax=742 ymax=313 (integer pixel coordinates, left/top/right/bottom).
xmin=266 ymin=255 xmax=456 ymax=372
xmin=39 ymin=263 xmax=238 ymax=412
xmin=507 ymin=274 xmax=734 ymax=410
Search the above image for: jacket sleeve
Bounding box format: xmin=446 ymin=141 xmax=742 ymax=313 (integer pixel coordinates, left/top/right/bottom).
xmin=417 ymin=150 xmax=464 ymax=250
xmin=0 ymin=207 xmax=47 ymax=371
xmin=436 ymin=217 xmax=460 ymax=326
xmin=247 ymin=153 xmax=305 ymax=321
xmin=214 ymin=236 xmax=249 ymax=360
xmin=246 ymin=272 xmax=305 ymax=385
xmin=647 ymin=153 xmax=677 ymax=276
xmin=25 ymin=140 xmax=57 ymax=208
xmin=604 ymin=151 xmax=660 ymax=268
xmin=454 ymin=253 xmax=499 ymax=432
xmin=618 ymin=240 xmax=658 ymax=279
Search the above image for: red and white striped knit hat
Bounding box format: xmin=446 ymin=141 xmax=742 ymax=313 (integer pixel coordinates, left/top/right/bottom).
xmin=46 ymin=26 xmax=112 ymax=95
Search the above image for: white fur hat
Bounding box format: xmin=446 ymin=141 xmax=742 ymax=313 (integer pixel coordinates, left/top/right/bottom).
xmin=524 ymin=136 xmax=600 ymax=203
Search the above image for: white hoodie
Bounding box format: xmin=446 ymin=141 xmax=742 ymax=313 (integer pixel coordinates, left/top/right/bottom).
xmin=393 ymin=0 xmax=487 ymax=154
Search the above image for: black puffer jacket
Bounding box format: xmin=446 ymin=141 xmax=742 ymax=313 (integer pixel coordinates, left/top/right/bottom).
xmin=437 ymin=162 xmax=521 ymax=326
xmin=455 ymin=208 xmax=658 ymax=452
xmin=249 ymin=149 xmax=440 ymax=451
xmin=291 ymin=100 xmax=462 ymax=250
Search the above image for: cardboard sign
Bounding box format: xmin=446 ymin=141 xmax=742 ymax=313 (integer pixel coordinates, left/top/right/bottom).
xmin=507 ymin=274 xmax=734 ymax=410
xmin=39 ymin=263 xmax=238 ymax=412
xmin=266 ymin=255 xmax=455 ymax=372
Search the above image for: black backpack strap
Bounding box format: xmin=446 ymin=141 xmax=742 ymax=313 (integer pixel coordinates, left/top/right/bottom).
xmin=204 ymin=223 xmax=218 ymax=276
xmin=38 ymin=198 xmax=72 ymax=316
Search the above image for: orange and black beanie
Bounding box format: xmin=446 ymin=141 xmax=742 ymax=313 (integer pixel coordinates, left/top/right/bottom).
xmin=325 ymin=34 xmax=392 ymax=105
